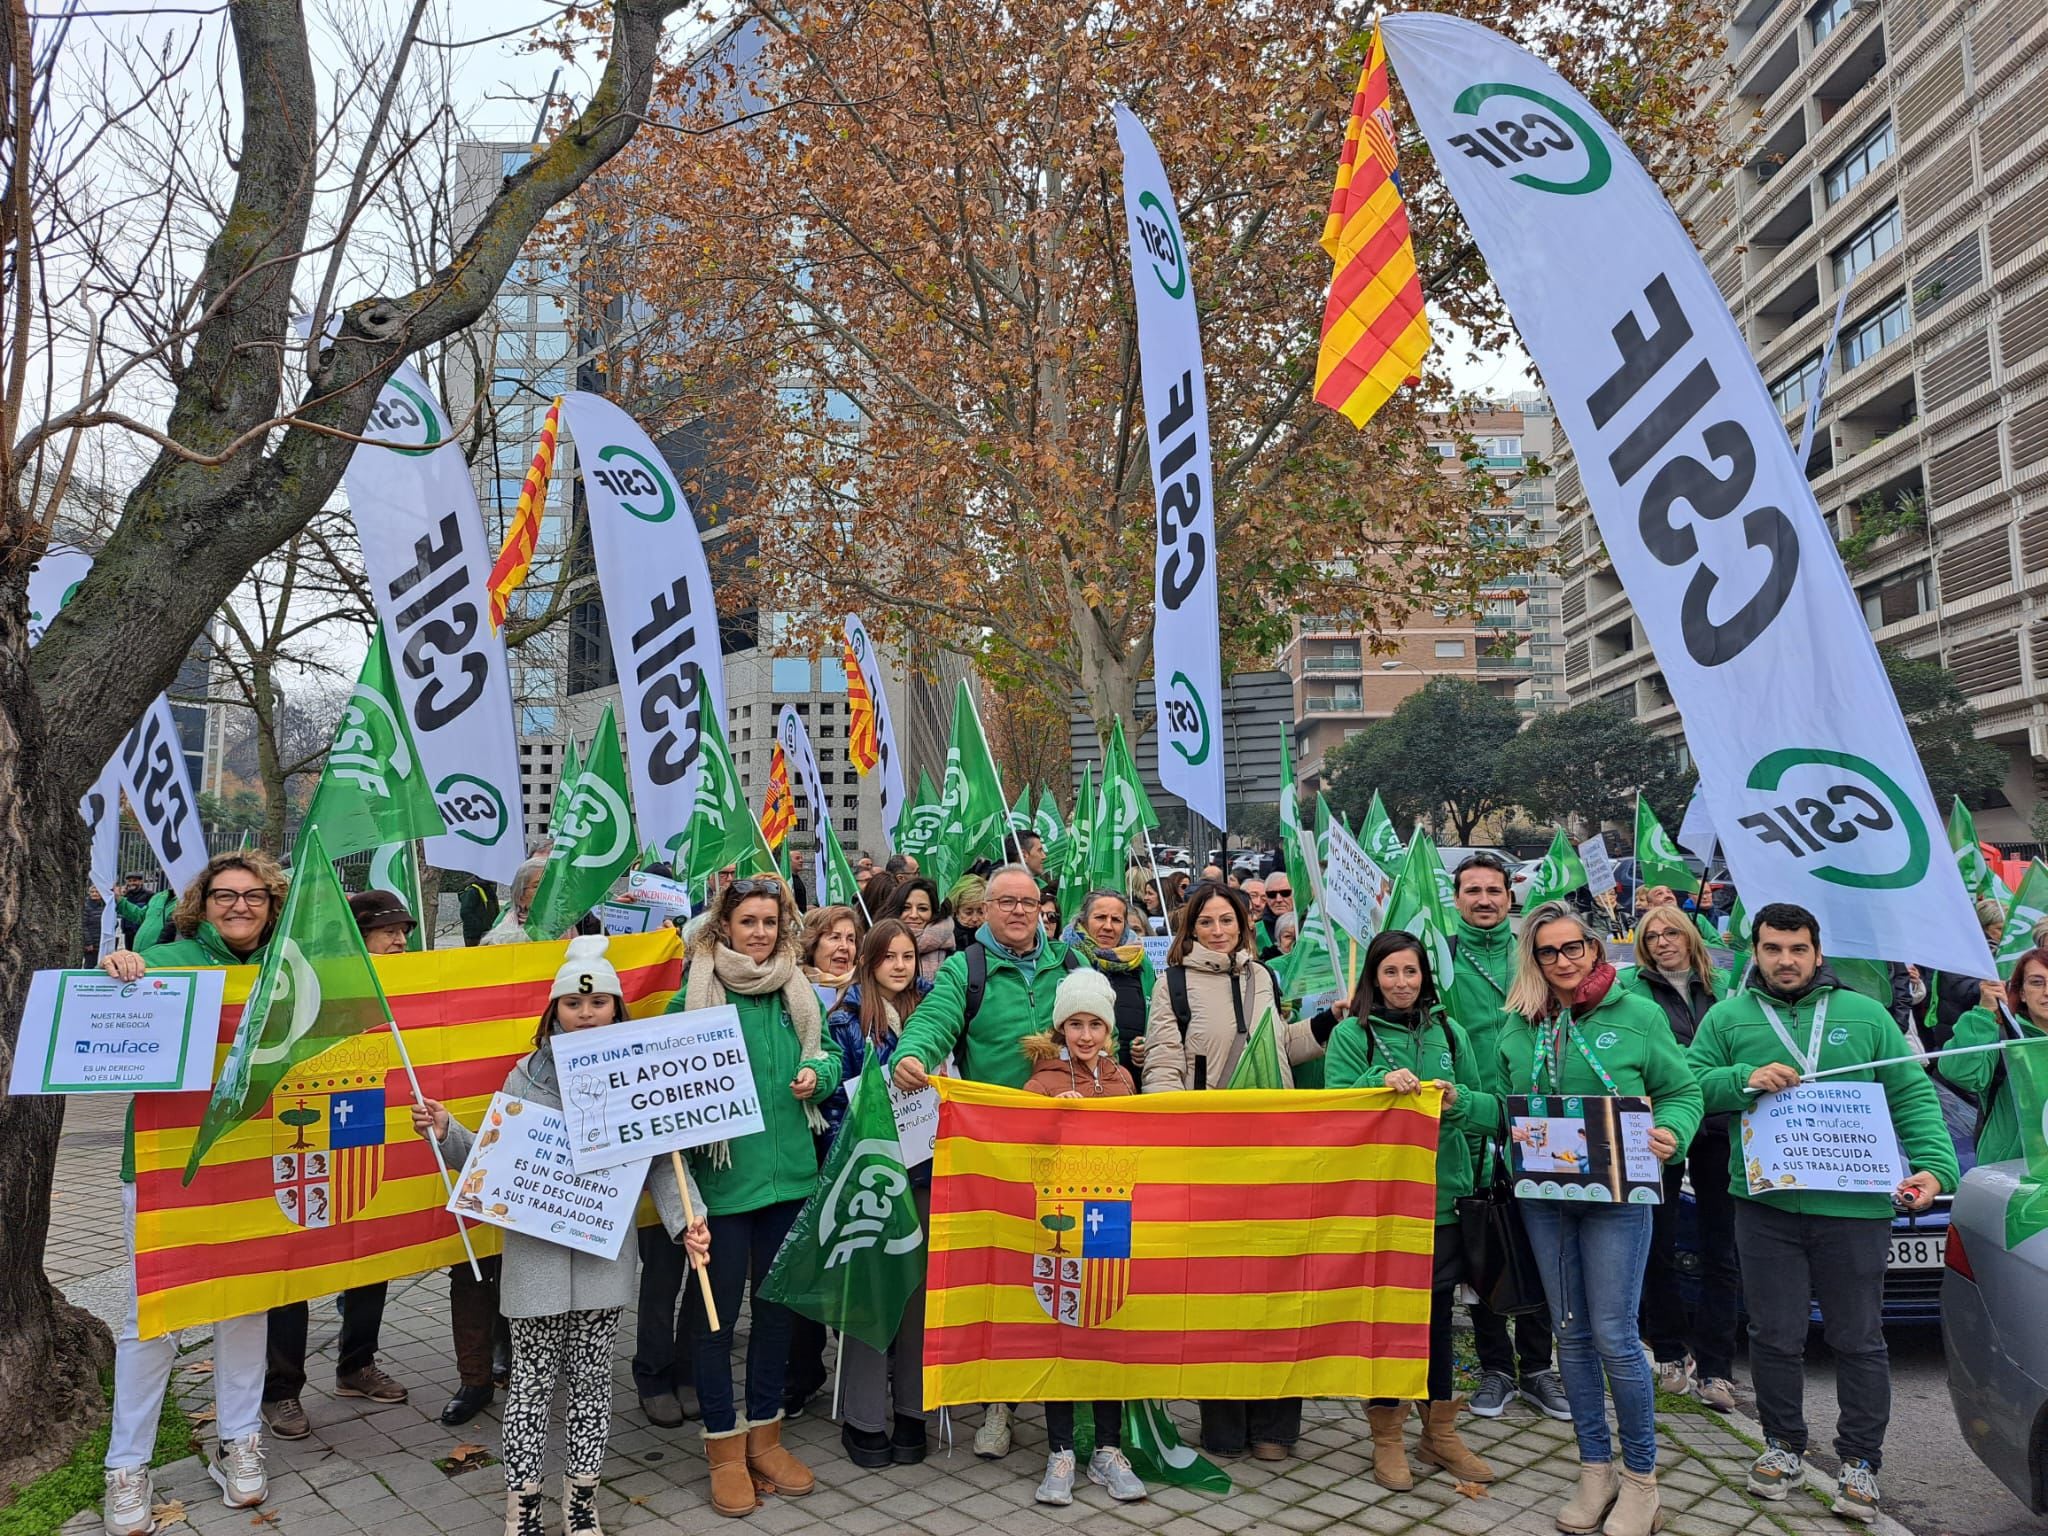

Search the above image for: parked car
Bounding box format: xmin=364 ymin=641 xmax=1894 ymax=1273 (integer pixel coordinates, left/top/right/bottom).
xmin=1674 ymin=1079 xmax=1977 ymax=1327
xmin=1944 ymin=1158 xmax=2048 ymax=1512
xmin=1509 ymin=858 xmax=1541 ymax=910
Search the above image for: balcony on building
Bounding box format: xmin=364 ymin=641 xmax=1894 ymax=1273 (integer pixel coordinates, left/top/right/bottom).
xmin=1590 ymin=617 xmax=1638 ymax=674
xmin=1739 ymin=22 xmax=1802 ymax=109
xmin=1750 ymin=256 xmax=1823 ymax=349
xmin=1747 ymin=106 xmax=1812 ymax=208
xmin=1303 ymin=690 xmax=1366 ymax=714
xmin=1813 ymin=13 xmax=1887 ymax=126
xmin=1302 ymin=643 xmax=1363 ymax=674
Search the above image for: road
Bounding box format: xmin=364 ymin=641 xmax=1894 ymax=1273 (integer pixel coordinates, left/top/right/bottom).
xmin=1789 ymin=1321 xmax=2042 ymax=1536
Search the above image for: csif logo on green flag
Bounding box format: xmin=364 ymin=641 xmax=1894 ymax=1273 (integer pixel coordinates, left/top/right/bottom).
xmin=529 ymin=703 xmax=637 ymax=939
xmin=302 ymin=634 xmax=447 ymax=860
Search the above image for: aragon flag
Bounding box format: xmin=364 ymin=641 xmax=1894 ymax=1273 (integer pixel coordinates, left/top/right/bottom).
xmin=301 ymin=633 xmax=446 ymax=860
xmin=185 ymin=825 xmax=392 ymax=1180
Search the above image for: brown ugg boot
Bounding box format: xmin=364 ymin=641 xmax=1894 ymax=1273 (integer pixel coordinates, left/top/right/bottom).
xmin=745 ymin=1414 xmax=815 ymax=1496
xmin=704 ymin=1425 xmax=756 ymax=1517
xmin=1366 ymin=1402 xmax=1413 ymax=1490
xmin=1415 ymin=1399 xmax=1495 ymax=1483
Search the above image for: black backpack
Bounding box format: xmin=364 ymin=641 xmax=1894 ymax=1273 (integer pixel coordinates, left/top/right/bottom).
xmin=1163 ymin=958 xmax=1285 ymax=1035
xmin=960 ymin=940 xmax=1083 ymax=1026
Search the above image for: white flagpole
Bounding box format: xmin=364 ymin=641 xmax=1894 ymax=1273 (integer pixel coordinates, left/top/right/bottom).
xmin=389 ymin=1018 xmax=482 ymax=1280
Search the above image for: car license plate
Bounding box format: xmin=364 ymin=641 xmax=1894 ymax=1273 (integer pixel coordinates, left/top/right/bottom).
xmin=1888 ymin=1233 xmax=1945 ymax=1270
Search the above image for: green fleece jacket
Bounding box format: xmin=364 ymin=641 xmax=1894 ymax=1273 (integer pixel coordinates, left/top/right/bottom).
xmin=1496 ymin=983 xmax=1704 ymax=1149
xmin=1940 ymin=1006 xmax=2043 ymax=1166
xmin=1446 ymin=914 xmax=1516 ymax=1094
xmin=1688 ymin=976 xmax=1960 ymax=1217
xmin=667 ymin=988 xmax=841 ymax=1216
xmin=121 ymin=924 xmax=270 ymax=1183
xmin=1324 ymin=1007 xmax=1498 ymax=1223
xmin=892 ymin=932 xmax=1075 ymax=1089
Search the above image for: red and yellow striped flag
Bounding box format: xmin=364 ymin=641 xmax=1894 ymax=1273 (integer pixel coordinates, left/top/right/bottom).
xmin=923 ymin=1080 xmax=1440 ymax=1404
xmin=485 ymin=396 xmax=562 ymax=630
xmin=761 ymin=740 xmax=796 ymax=850
xmin=844 ymin=637 xmax=880 ymax=774
xmin=132 ymin=930 xmax=683 ymax=1338
xmin=1315 ymin=28 xmax=1431 ymax=429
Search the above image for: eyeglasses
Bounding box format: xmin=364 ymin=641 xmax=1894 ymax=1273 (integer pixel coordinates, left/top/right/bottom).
xmin=1534 ymin=938 xmax=1593 ymax=965
xmin=726 ymin=878 xmax=783 ymax=897
xmin=206 ymin=888 xmax=273 ymax=910
xmin=2022 ymin=975 xmax=2048 ymax=994
xmin=989 ymin=896 xmax=1039 ymax=913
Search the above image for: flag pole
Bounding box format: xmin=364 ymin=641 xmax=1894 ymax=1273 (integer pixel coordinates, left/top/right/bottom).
xmin=1140 ymin=825 xmax=1169 ymax=929
xmin=388 ymin=1018 xmax=483 ymax=1281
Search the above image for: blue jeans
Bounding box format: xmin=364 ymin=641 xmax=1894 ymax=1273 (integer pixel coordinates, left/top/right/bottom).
xmin=687 ymin=1199 xmax=803 ymax=1433
xmin=1520 ymin=1201 xmax=1657 ymax=1473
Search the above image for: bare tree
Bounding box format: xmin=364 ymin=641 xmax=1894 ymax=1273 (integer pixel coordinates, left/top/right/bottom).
xmin=0 ymin=0 xmax=693 ymax=1480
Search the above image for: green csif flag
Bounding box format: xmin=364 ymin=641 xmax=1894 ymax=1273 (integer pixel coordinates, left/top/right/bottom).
xmin=1092 ymin=717 xmax=1159 ymax=895
xmin=1383 ymin=827 xmax=1456 ymax=983
xmin=2001 ymin=1038 xmax=2048 ymax=1249
xmin=185 ymin=825 xmax=392 ymax=1180
xmin=1060 ymin=763 xmax=1097 ymax=927
xmin=936 ymin=681 xmax=1011 ymax=878
xmin=1123 ymin=1401 xmax=1231 ymax=1492
xmin=1634 ymin=796 xmax=1699 ymax=894
xmin=301 ymin=633 xmax=447 ymax=860
xmin=894 ymin=768 xmax=943 ymax=866
xmin=760 ymin=1071 xmax=925 ymax=1349
xmin=681 ymin=708 xmax=759 ymax=885
xmin=1524 ymin=828 xmax=1589 ymax=910
xmin=548 ymin=739 xmax=583 ymax=843
xmin=1227 ymin=1009 xmax=1287 ymax=1089
xmin=818 ymin=815 xmax=863 ymax=909
xmin=1949 ymin=798 xmax=2010 ymax=905
xmin=1996 ymin=860 xmax=2048 ymax=979
xmin=528 ymin=705 xmax=636 ymax=940
xmin=1033 ymin=787 xmax=1066 ymax=867
xmin=367 ymin=840 xmax=425 ymax=952
xmin=1008 ymin=786 xmax=1035 ymax=836
xmin=1362 ymin=790 xmax=1404 ymax=871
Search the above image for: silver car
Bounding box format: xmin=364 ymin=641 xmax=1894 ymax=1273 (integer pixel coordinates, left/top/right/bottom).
xmin=1942 ymin=1159 xmax=2048 ymax=1513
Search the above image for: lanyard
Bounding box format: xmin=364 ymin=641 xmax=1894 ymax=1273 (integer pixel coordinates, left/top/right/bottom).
xmin=1532 ymin=1009 xmax=1621 ymax=1096
xmin=1757 ymin=992 xmax=1828 ymax=1077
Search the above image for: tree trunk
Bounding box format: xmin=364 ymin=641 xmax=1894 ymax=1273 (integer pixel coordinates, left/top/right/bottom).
xmin=251 ymin=655 xmax=287 ymax=852
xmin=0 ymin=594 xmax=116 ymax=1488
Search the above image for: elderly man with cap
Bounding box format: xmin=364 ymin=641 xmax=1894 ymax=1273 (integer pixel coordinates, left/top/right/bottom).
xmin=258 ymin=890 xmax=418 ymax=1441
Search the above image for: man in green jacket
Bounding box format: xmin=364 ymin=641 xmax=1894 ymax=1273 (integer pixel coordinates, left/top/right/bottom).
xmin=1688 ymin=902 xmax=1958 ymax=1525
xmin=892 ymin=862 xmax=1077 ymax=1458
xmin=1446 ymin=852 xmax=1568 ymax=1423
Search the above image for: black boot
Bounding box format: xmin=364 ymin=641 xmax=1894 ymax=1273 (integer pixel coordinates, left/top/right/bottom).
xmin=892 ymin=1413 xmax=929 ymax=1465
xmin=841 ymin=1422 xmax=892 ymax=1469
xmin=442 ymin=1384 xmax=494 ymax=1426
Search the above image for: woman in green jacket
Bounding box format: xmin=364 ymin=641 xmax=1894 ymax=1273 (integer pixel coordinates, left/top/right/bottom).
xmin=1324 ymin=930 xmax=1497 ymax=1493
xmin=1500 ymin=902 xmax=1703 ymax=1536
xmin=669 ymin=876 xmax=842 ymax=1517
xmin=1940 ymin=947 xmax=2048 ymax=1164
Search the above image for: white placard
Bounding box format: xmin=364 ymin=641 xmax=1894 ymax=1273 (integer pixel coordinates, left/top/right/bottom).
xmin=549 ymin=1006 xmax=764 ymax=1174
xmin=1741 ymin=1081 xmax=1909 ymax=1195
xmin=594 ymin=902 xmax=655 ymax=935
xmin=1578 ymin=836 xmax=1618 ymax=896
xmin=446 ymin=1093 xmax=642 ymax=1258
xmin=1140 ymin=935 xmax=1173 ymax=970
xmin=1323 ymin=819 xmax=1392 ymax=945
xmin=9 ymin=969 xmax=224 ymax=1095
xmin=627 ymin=870 xmax=695 ymax=908
xmin=845 ymin=1057 xmax=949 ymax=1166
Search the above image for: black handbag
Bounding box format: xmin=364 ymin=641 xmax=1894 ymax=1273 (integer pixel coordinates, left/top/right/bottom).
xmin=1456 ymin=1146 xmax=1549 ymax=1318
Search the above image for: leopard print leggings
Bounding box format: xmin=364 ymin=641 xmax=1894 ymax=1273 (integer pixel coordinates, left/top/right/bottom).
xmin=502 ymin=1308 xmax=623 ymax=1488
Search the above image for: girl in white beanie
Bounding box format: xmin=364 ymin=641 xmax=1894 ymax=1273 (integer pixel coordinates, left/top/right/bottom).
xmin=412 ymin=936 xmax=710 ymax=1536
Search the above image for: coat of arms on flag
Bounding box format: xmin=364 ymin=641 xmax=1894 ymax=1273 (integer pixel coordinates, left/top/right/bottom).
xmin=270 ymin=1032 xmax=392 ymax=1229
xmin=1031 ymin=1148 xmax=1137 ymax=1328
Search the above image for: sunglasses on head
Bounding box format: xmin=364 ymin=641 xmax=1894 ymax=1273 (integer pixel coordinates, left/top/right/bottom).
xmin=727 ymin=878 xmax=783 ymax=898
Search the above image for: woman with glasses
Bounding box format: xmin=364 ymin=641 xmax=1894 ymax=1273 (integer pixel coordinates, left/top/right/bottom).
xmin=1499 ymin=902 xmax=1702 ymax=1536
xmin=1937 ymin=947 xmax=2048 ymax=1167
xmin=1070 ymin=889 xmax=1155 ymax=1079
xmin=668 ymin=875 xmax=843 ymax=1516
xmin=99 ymin=851 xmax=292 ymax=1530
xmin=1620 ymin=908 xmax=1739 ymax=1410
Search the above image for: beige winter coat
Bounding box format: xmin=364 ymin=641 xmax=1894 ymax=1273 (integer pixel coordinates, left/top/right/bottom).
xmin=1141 ymin=943 xmax=1322 ymax=1091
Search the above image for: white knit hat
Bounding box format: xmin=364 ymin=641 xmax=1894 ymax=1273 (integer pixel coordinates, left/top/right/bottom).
xmin=1053 ymin=967 xmax=1119 ymax=1035
xmin=550 ymin=934 xmax=622 ymax=1001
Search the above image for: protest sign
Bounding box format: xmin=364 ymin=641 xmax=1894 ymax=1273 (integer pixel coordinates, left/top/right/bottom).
xmin=549 ymin=1006 xmax=764 ymax=1174
xmin=1577 ymin=836 xmax=1618 ymax=897
xmin=1322 ymin=819 xmax=1391 ymax=946
xmin=446 ymin=1092 xmax=641 ymax=1259
xmin=844 ymin=1067 xmax=943 ymax=1167
xmin=1740 ymin=1081 xmax=1908 ymax=1195
xmin=1141 ymin=935 xmax=1173 ymax=971
xmin=9 ymin=969 xmax=224 ymax=1095
xmin=594 ymin=902 xmax=655 ymax=935
xmin=1507 ymin=1094 xmax=1661 ymax=1204
xmin=627 ymin=870 xmax=694 ymax=909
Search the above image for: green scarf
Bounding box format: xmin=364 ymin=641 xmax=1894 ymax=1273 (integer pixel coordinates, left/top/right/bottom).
xmin=1073 ymin=930 xmax=1144 ymax=974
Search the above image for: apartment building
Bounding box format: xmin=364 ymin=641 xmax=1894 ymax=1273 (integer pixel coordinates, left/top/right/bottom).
xmin=1551 ymin=0 xmax=2046 ymax=836
xmin=1285 ymin=394 xmax=1558 ymax=794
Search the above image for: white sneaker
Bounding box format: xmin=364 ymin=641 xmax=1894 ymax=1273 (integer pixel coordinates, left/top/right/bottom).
xmin=974 ymin=1402 xmax=1012 ymax=1460
xmin=1035 ymin=1448 xmax=1076 ymax=1505
xmin=1088 ymin=1446 xmax=1147 ymax=1501
xmin=209 ymin=1432 xmax=268 ymax=1508
xmin=102 ymin=1465 xmax=154 ymax=1535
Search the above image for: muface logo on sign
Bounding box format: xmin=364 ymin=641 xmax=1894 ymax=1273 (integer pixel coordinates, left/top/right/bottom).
xmin=1446 ymin=83 xmax=1612 ymax=196
xmin=1739 ymin=748 xmax=1931 ymax=892
xmin=1578 ymin=274 xmax=1801 ymax=668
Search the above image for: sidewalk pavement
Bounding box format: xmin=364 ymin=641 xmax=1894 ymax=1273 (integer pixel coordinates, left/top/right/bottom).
xmin=49 ymin=1099 xmax=1889 ymax=1536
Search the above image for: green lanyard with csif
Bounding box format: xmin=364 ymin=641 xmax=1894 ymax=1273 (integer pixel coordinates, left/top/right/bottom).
xmin=1532 ymin=1008 xmax=1622 ymax=1096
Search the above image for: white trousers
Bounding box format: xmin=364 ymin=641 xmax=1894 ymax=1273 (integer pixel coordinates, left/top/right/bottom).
xmin=106 ymin=1182 xmax=266 ymax=1469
